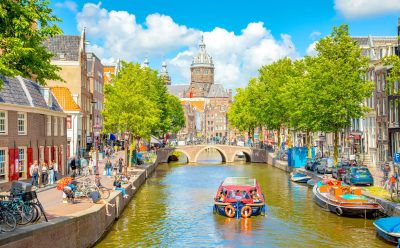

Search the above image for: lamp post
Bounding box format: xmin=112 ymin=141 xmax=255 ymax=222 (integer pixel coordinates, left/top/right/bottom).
xmin=90 ymin=100 xmax=98 ymax=173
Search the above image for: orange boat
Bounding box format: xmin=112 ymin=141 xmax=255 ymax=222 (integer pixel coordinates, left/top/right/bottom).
xmin=313 ymin=179 xmax=381 ymax=218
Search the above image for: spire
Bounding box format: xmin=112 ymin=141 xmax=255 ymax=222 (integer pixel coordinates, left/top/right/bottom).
xmin=199 ymin=35 xmax=206 ymax=51
xmin=142 ymin=57 xmax=149 ymax=68
xmin=191 ymin=36 xmax=214 ymax=68
xmin=160 ymin=61 xmax=171 ymax=85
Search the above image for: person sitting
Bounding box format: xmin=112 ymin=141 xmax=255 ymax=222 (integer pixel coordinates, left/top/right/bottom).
xmin=218 ymin=190 xmax=225 ymax=202
xmin=113 ymin=176 xmax=129 ymax=198
xmin=63 ymin=181 xmax=77 ymax=204
xmin=251 ymin=189 xmax=261 ymax=202
xmin=89 ymin=190 xmax=115 ymax=216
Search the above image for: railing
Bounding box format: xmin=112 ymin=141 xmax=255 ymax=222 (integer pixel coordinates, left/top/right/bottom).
xmin=168 ymin=141 xmax=267 ymax=149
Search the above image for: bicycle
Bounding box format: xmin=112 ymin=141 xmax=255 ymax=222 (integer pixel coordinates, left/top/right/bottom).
xmin=0 ymin=207 xmax=16 ymax=232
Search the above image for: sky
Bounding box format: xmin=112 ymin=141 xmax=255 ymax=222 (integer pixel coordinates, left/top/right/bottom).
xmin=50 ymin=0 xmax=400 ymax=89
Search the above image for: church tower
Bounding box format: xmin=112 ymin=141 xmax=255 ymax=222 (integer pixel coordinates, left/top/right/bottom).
xmin=190 ymin=36 xmax=214 ymax=97
xmin=160 ymin=61 xmax=171 ymax=85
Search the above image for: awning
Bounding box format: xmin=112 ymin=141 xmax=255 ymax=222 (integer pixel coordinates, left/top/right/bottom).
xmin=150 ymin=136 xmax=162 ymax=144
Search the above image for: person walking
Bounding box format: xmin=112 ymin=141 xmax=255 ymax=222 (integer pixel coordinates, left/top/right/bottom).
xmin=70 ymin=156 xmax=77 ymax=176
xmin=30 ymin=161 xmax=40 ymax=189
xmin=52 ymin=160 xmax=59 ymax=182
xmin=48 ymin=162 xmax=54 ymax=185
xmin=81 ymin=157 xmax=89 ymax=176
xmin=105 ymin=158 xmax=112 ymax=177
xmin=41 ymin=162 xmax=48 ymax=187
xmin=89 ymin=158 xmax=94 ymax=175
xmin=118 ymin=158 xmax=123 ymax=175
xmin=76 ymin=156 xmax=81 ymax=176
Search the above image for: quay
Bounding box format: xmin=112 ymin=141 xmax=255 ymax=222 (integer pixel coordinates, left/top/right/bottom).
xmin=266 ymin=152 xmax=400 ymax=217
xmin=0 ymin=151 xmax=161 ymax=248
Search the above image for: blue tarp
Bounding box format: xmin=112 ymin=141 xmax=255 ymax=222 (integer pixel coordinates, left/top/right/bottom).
xmin=288 ymin=147 xmax=315 ymax=168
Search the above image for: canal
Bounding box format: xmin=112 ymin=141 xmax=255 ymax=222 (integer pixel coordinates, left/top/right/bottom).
xmin=96 ymin=151 xmax=390 ymax=248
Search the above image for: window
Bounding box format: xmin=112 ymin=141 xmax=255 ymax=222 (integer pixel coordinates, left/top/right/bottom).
xmin=54 ymin=117 xmax=58 ymax=136
xmin=60 ymin=117 xmax=64 ymax=136
xmin=47 ymin=116 xmax=51 ymax=136
xmin=0 ymin=111 xmax=7 ymax=135
xmin=18 ymin=147 xmax=26 ymax=178
xmin=0 ymin=148 xmax=6 ymax=181
xmin=196 ymin=69 xmax=200 ymax=75
xmin=204 ymin=69 xmax=208 ymax=75
xmin=17 ymin=112 xmax=27 ymax=135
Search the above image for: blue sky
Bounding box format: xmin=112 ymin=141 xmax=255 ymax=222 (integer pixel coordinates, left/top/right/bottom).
xmin=50 ymin=0 xmax=400 ymax=88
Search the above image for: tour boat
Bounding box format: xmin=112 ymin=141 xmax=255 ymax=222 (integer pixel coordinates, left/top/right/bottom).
xmin=290 ymin=172 xmax=312 ymax=183
xmin=312 ymin=179 xmax=381 ymax=217
xmin=374 ymin=217 xmax=400 ymax=246
xmin=213 ymin=177 xmax=266 ymax=218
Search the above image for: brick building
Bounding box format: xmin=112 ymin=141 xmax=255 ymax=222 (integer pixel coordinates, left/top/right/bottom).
xmin=167 ymin=37 xmax=232 ymax=141
xmin=43 ymin=30 xmax=91 ymax=156
xmin=0 ymin=75 xmax=67 ymax=183
xmin=86 ymin=52 xmax=104 ymax=145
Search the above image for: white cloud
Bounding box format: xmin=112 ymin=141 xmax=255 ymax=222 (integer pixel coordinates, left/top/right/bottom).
xmin=309 ymin=31 xmax=321 ymax=40
xmin=306 ymin=41 xmax=318 ymax=57
xmin=77 ymin=3 xmax=298 ymax=89
xmin=55 ymin=1 xmax=77 ymax=12
xmin=334 ymin=0 xmax=400 ymax=18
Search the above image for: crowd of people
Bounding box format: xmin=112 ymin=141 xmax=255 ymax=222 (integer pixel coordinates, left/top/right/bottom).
xmin=29 ymin=160 xmax=59 ymax=188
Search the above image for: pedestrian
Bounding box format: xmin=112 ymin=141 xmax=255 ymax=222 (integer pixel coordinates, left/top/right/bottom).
xmin=113 ymin=176 xmax=129 ymax=198
xmin=30 ymin=161 xmax=40 ymax=189
xmin=81 ymin=157 xmax=89 ymax=176
xmin=105 ymin=158 xmax=112 ymax=177
xmin=89 ymin=190 xmax=115 ymax=216
xmin=41 ymin=162 xmax=48 ymax=187
xmin=76 ymin=156 xmax=81 ymax=176
xmin=52 ymin=160 xmax=59 ymax=182
xmin=70 ymin=156 xmax=77 ymax=176
xmin=89 ymin=157 xmax=93 ymax=175
xmin=122 ymin=159 xmax=127 ymax=176
xmin=118 ymin=158 xmax=123 ymax=174
xmin=48 ymin=162 xmax=54 ymax=185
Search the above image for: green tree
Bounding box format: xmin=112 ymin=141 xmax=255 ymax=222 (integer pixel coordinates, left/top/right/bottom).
xmin=307 ymin=24 xmax=373 ymax=165
xmin=103 ymin=62 xmax=163 ymax=163
xmin=0 ymin=0 xmax=63 ymax=87
xmin=165 ymin=94 xmax=185 ymax=134
xmin=383 ymin=55 xmax=400 ymax=95
xmin=257 ymin=57 xmax=296 ymax=151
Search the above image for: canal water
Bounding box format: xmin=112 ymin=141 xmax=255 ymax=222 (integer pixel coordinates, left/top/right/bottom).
xmin=96 ymin=151 xmax=391 ymax=248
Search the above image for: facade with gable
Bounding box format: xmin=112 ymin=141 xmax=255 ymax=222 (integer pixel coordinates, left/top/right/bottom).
xmin=0 ymin=75 xmax=67 ymax=183
xmin=43 ymin=30 xmax=91 ymax=157
xmin=166 ymin=37 xmax=233 ymax=141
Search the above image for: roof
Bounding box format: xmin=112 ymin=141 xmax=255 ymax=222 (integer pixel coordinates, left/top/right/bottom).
xmin=43 ymin=35 xmax=81 ymax=61
xmin=352 ymin=36 xmax=397 ymax=47
xmin=181 ymin=100 xmax=206 ymax=112
xmin=191 ymin=36 xmax=214 ymax=68
xmin=207 ymin=84 xmax=229 ymax=98
xmin=0 ymin=74 xmax=63 ymax=112
xmin=50 ymin=87 xmax=80 ymax=111
xmin=167 ymin=84 xmax=190 ymax=98
xmin=222 ymin=177 xmax=256 ymax=187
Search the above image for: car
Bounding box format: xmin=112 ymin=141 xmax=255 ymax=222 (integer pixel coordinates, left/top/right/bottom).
xmin=342 ymin=167 xmax=374 ymax=186
xmin=305 ymin=158 xmax=319 ymax=171
xmin=332 ymin=161 xmax=351 ymax=180
xmin=316 ymin=158 xmax=334 ymax=174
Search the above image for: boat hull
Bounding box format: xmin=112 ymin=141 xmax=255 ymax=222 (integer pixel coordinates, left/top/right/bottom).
xmin=291 ymin=177 xmax=311 ymax=183
xmin=312 ymin=185 xmax=380 ymax=217
xmin=214 ymin=202 xmax=265 ymax=218
xmin=375 ymin=227 xmax=399 ymax=245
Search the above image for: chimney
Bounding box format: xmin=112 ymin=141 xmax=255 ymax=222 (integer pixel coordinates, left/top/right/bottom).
xmin=228 ymin=89 xmax=232 ymax=101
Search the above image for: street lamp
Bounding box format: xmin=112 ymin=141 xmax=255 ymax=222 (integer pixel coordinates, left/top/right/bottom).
xmin=319 ymin=133 xmax=325 ymax=158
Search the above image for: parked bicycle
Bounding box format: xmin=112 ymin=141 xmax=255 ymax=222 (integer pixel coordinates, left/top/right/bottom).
xmin=76 ymin=178 xmax=110 ymax=199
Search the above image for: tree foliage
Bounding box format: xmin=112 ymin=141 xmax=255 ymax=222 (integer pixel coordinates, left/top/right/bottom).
xmin=0 ymin=0 xmax=63 ymax=87
xmin=103 ymin=62 xmax=185 ymax=140
xmin=228 ymin=24 xmax=373 ymax=164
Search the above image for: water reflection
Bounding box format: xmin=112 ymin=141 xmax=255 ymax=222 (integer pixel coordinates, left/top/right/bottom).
xmin=96 ymin=152 xmax=391 ymax=248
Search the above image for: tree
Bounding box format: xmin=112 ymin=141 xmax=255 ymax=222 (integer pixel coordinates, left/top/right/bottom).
xmin=257 ymin=58 xmax=296 ymax=151
xmin=103 ymin=62 xmax=163 ymax=163
xmin=165 ymin=94 xmax=185 ymax=134
xmin=0 ymin=0 xmax=63 ymax=87
xmin=307 ymin=24 xmax=373 ymax=165
xmin=383 ymin=55 xmax=400 ymax=95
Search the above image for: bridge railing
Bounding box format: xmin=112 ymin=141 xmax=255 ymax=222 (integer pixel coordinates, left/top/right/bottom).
xmin=167 ymin=141 xmax=270 ymax=150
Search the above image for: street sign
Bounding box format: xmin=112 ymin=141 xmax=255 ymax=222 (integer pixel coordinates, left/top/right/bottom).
xmin=394 ymin=153 xmax=400 ymax=163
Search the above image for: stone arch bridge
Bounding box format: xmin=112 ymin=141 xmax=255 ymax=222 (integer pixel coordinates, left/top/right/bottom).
xmin=156 ymin=145 xmax=267 ymax=164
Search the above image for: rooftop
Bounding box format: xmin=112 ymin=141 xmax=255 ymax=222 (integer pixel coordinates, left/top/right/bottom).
xmin=50 ymin=87 xmax=80 ymax=112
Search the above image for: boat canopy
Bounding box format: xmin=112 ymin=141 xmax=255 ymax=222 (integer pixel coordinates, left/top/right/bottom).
xmin=222 ymin=177 xmax=256 ymax=187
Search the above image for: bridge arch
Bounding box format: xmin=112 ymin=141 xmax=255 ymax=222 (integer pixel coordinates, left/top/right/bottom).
xmin=231 ymin=150 xmax=252 ymax=163
xmin=194 ymin=146 xmax=228 ymax=163
xmin=166 ymin=149 xmax=193 ymax=163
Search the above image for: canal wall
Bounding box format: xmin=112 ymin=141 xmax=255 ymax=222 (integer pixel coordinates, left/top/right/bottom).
xmin=0 ymin=162 xmax=159 ymax=248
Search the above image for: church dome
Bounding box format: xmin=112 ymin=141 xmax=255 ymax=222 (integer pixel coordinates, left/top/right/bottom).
xmin=191 ymin=36 xmax=214 ymax=68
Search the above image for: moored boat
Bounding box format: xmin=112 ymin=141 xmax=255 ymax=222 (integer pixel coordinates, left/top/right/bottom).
xmin=312 ymin=179 xmax=381 ymax=218
xmin=374 ymin=217 xmax=400 ymax=246
xmin=290 ymin=172 xmax=312 ymax=183
xmin=213 ymin=177 xmax=266 ymax=218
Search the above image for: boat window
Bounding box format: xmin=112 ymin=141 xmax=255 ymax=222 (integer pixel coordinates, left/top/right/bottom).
xmin=355 ymin=168 xmax=370 ymax=174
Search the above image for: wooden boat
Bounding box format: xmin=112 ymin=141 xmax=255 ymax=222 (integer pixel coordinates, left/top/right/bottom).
xmin=374 ymin=217 xmax=400 ymax=246
xmin=312 ymin=179 xmax=381 ymax=217
xmin=290 ymin=172 xmax=312 ymax=183
xmin=213 ymin=177 xmax=266 ymax=218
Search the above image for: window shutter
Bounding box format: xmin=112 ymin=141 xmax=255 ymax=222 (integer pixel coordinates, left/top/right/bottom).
xmin=51 ymin=147 xmax=55 ymax=163
xmin=27 ymin=148 xmax=33 ymax=178
xmin=8 ymin=149 xmax=17 ymax=181
xmin=58 ymin=146 xmax=62 ymax=175
xmin=44 ymin=147 xmax=49 ymax=165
